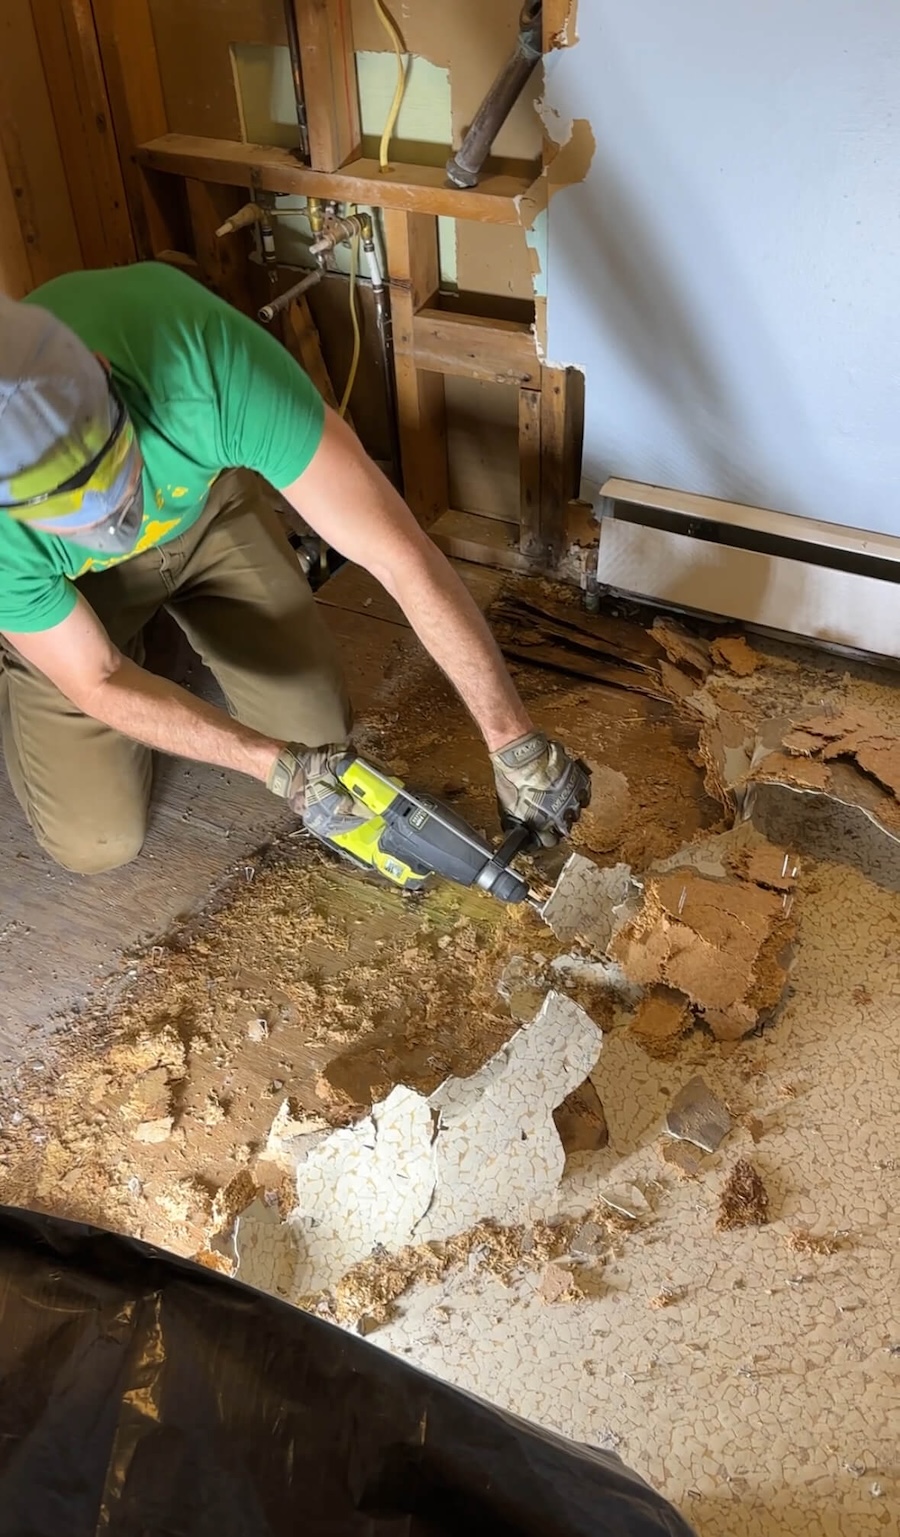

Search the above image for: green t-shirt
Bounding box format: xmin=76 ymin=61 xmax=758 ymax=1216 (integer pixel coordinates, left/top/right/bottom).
xmin=2 ymin=262 xmax=324 ymax=633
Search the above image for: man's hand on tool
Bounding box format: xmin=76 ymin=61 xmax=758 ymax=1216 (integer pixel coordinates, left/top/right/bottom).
xmin=491 ymin=730 xmax=591 ymax=848
xmin=267 ymin=740 xmax=371 ymax=841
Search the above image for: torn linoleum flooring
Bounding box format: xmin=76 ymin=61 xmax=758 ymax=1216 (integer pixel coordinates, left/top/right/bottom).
xmin=0 ymin=585 xmax=892 ymax=1263
xmin=1 ymin=579 xmax=899 ymax=1535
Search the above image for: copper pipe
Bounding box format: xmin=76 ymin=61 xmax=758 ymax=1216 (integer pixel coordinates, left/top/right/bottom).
xmin=259 ymin=267 xmax=323 ymax=323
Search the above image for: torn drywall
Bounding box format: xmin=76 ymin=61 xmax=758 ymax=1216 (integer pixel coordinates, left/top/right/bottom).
xmin=545 ymin=0 xmax=580 ymax=50
xmin=517 ymin=110 xmax=596 ymax=358
xmin=233 ymin=992 xmax=601 ymax=1302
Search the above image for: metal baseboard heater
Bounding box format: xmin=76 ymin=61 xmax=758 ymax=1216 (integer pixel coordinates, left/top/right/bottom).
xmin=596 ymin=478 xmax=900 ymax=662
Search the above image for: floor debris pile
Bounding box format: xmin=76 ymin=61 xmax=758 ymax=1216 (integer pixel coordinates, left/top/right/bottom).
xmin=298 ymin=1205 xmax=632 ymax=1331
xmin=232 ymin=992 xmax=602 ymax=1301
xmin=608 ymin=853 xmax=798 ymax=1042
xmin=716 ymin=1158 xmax=771 ymax=1229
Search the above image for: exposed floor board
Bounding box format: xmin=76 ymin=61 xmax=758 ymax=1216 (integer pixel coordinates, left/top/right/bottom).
xmin=0 ymin=570 xmax=415 ymax=1065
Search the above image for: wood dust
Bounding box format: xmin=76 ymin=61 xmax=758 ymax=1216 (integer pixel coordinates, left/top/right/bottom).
xmin=716 ymin=1159 xmax=770 ymax=1229
xmin=302 ymin=1209 xmax=624 ymax=1329
xmin=784 ymin=1227 xmax=848 ymax=1256
xmin=649 ymin=1286 xmax=686 ymax=1308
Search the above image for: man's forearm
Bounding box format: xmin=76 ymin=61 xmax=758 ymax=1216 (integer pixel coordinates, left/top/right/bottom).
xmin=381 ymin=542 xmax=533 ymax=752
xmin=283 ymin=412 xmax=534 ymax=754
xmin=81 ymin=655 xmax=281 ymax=781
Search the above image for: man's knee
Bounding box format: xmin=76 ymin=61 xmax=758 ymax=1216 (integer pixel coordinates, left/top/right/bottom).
xmin=37 ymin=816 xmax=147 ymax=875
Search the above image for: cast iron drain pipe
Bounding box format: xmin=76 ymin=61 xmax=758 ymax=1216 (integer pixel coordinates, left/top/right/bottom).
xmin=446 ymin=0 xmax=542 ymax=189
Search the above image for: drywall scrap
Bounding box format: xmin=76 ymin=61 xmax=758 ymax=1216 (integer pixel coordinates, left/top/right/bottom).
xmin=233 ymin=992 xmax=601 ymax=1303
xmin=544 ymin=0 xmax=580 ymax=49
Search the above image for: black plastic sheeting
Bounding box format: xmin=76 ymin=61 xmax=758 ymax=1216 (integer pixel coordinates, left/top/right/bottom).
xmin=0 ymin=1207 xmax=697 ymax=1537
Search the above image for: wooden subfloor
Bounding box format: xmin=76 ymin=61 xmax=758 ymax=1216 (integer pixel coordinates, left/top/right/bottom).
xmin=0 ymin=561 xmax=498 ymax=1067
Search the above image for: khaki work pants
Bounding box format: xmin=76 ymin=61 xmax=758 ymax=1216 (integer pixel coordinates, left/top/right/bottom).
xmin=0 ymin=470 xmax=351 ymax=874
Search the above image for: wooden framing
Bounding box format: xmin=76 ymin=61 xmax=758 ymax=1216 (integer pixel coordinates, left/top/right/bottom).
xmin=293 ymin=0 xmax=360 ymax=172
xmin=139 ymin=135 xmax=535 ymax=224
xmin=406 ymin=311 xmax=540 ymax=387
xmin=517 ymin=388 xmax=543 ymax=556
xmin=142 ymin=127 xmax=582 ymax=568
xmin=184 ymin=179 xmax=256 ymax=316
xmin=116 ymin=7 xmax=584 ymax=578
xmin=382 ymin=208 xmax=447 ymax=523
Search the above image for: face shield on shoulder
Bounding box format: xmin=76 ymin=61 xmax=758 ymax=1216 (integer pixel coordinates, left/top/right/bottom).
xmin=0 ymin=294 xmax=145 ymax=557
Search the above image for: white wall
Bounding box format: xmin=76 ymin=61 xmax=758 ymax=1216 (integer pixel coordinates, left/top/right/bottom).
xmin=544 ymin=2 xmax=900 ymax=535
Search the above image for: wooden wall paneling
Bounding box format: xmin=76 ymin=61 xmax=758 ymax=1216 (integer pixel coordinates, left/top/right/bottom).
xmin=293 ymin=0 xmax=360 ymax=172
xmin=90 ymin=0 xmax=183 ymax=257
xmin=0 ymin=1 xmax=83 ymax=289
xmin=382 ymin=207 xmax=447 ymax=524
xmin=29 ymin=0 xmax=135 ymax=270
xmin=0 ymin=143 xmax=33 ymax=298
xmin=446 ymin=376 xmax=520 ymax=523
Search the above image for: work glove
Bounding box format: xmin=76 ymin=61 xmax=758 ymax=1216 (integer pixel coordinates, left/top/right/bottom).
xmin=491 ymin=730 xmax=592 ymax=848
xmin=267 ymin=742 xmax=371 ymax=842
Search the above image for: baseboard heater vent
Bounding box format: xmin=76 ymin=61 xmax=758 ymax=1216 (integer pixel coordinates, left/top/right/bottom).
xmin=596 ymin=478 xmax=900 ymax=661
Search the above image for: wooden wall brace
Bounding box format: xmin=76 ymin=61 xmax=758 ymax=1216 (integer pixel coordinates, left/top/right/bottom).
xmin=535 ymin=365 xmax=585 ymax=566
xmin=139 ymin=136 xmax=536 ymax=225
xmin=292 ymin=0 xmax=360 ymax=173
xmin=518 ymin=388 xmax=543 ymax=558
xmin=382 ymin=208 xmax=448 ymax=525
xmin=405 ymin=311 xmax=540 ymax=387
